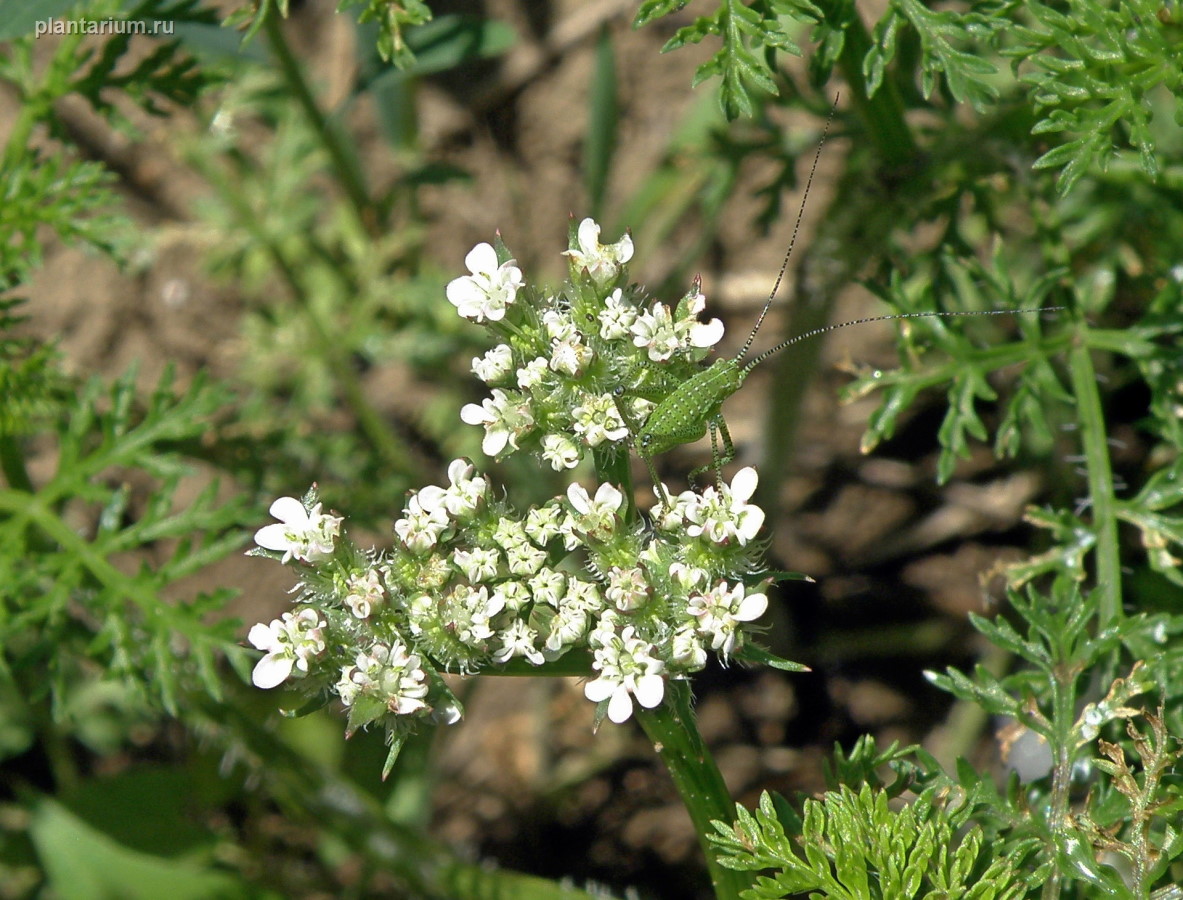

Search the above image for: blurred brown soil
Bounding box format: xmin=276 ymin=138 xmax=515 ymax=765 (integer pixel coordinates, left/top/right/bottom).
xmin=11 ymin=1 xmax=1048 ymax=897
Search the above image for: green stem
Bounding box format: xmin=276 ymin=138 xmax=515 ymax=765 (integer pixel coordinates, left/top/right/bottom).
xmin=1040 ymin=665 xmax=1079 ymax=900
xmin=262 ymin=10 xmax=377 ymax=234
xmin=1072 ymin=324 xmax=1122 ymax=625
xmin=635 ymin=681 xmax=751 ymax=900
xmin=591 ymin=440 xmax=742 ymax=897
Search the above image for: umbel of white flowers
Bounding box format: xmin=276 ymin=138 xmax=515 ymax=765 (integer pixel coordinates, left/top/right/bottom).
xmin=246 ymin=219 xmax=773 ymax=741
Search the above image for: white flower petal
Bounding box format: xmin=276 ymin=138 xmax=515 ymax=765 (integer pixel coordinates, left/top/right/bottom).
xmin=460 ymin=402 xmax=489 ymax=425
xmin=735 ymin=592 xmax=768 ymax=622
xmin=584 ymin=675 xmax=616 ymax=703
xmin=730 ymin=467 xmax=759 ymax=503
xmin=607 ymin=685 xmax=635 ymax=723
xmin=482 ymin=428 xmax=509 ymax=456
xmin=633 ymin=673 xmax=665 ymax=710
xmin=248 ymin=622 xmax=278 ymax=651
xmin=576 ymin=218 xmax=600 ymax=253
xmin=464 ymin=242 xmax=498 ymax=274
xmin=252 ymin=653 xmax=293 ymax=689
xmin=446 ymin=277 xmax=483 ymax=307
xmin=254 ymin=523 xmax=293 ymax=552
xmin=269 ymin=496 xmax=308 ymax=524
xmin=567 ymin=482 xmax=592 ymax=515
xmin=615 ymin=233 xmax=634 ymax=263
xmin=593 ymin=482 xmax=623 ymax=511
xmin=690 ymin=318 xmax=725 ymax=348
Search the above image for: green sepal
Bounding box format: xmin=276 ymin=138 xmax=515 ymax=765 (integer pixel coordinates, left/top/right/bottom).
xmin=737 ymin=644 xmax=809 ymax=673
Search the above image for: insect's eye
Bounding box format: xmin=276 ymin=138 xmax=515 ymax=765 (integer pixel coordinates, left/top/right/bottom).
xmin=613 ymin=386 xmax=625 ymax=397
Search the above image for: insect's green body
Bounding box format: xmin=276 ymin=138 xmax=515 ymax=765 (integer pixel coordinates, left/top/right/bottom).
xmin=637 ymin=358 xmax=745 ymax=457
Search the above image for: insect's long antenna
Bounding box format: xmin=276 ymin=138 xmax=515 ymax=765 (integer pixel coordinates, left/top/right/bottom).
xmin=738 ymin=93 xmax=840 ymax=362
xmin=742 ymin=307 xmax=1066 ymax=372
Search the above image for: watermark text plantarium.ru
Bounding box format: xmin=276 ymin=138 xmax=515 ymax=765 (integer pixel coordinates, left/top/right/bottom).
xmin=34 ymin=17 xmax=175 ymax=39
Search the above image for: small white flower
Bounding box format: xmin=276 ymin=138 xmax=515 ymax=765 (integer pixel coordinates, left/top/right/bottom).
xmin=406 ymin=594 xmax=434 ymax=635
xmin=685 ymin=467 xmax=765 ymax=545
xmin=447 ymin=584 xmax=504 ymax=647
xmin=584 ymin=626 xmax=666 ymax=724
xmin=460 ymin=388 xmax=535 ymax=457
xmin=571 ymin=393 xmax=629 ymax=447
xmin=598 ymin=288 xmax=637 ymax=340
xmin=453 ymin=546 xmax=500 ymax=583
xmin=669 ymin=562 xmax=709 ymax=593
xmin=505 ymin=541 xmax=546 ymax=576
xmin=492 ymin=619 xmax=545 ymax=665
xmin=472 ymin=344 xmax=515 ymax=383
xmin=492 ymin=579 xmax=531 ymax=612
xmin=446 ymin=242 xmax=524 ymax=322
xmin=525 ymin=505 xmax=563 ymax=545
xmin=565 ymin=578 xmax=604 ymax=613
xmin=687 ymin=581 xmax=767 ymax=658
xmin=529 ymin=567 xmax=567 ymax=607
xmin=650 ymin=486 xmax=698 ymax=530
xmin=394 ymin=491 xmax=450 ymax=554
xmin=516 ymin=357 xmax=550 ymax=391
xmin=344 ymin=568 xmax=385 ymax=619
xmin=565 ymin=218 xmax=634 ymax=283
xmin=606 ymin=566 xmax=650 ymax=612
xmin=566 ymin=481 xmax=624 ymax=543
xmin=443 ymin=458 xmax=487 ymax=518
xmin=492 ymin=518 xmax=529 ymax=550
xmin=255 ymin=497 xmax=343 ymax=564
xmin=549 ymin=335 xmax=593 ymax=377
xmin=631 ymin=304 xmax=680 ymax=362
xmin=671 ymin=624 xmax=708 ymax=670
xmin=542 ymin=309 xmax=577 ymax=342
xmin=248 ymin=609 xmax=327 ymax=689
xmin=545 ymin=606 xmax=589 ymax=652
xmin=541 ymin=433 xmax=581 ymax=470
xmin=336 ymin=640 xmax=429 ymax=716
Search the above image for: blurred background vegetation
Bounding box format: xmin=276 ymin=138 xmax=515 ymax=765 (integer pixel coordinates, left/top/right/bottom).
xmin=1 ymin=0 xmax=1181 ymax=897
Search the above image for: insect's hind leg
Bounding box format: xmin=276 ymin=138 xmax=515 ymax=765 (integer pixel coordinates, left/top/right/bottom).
xmin=689 ymin=416 xmax=735 ymax=489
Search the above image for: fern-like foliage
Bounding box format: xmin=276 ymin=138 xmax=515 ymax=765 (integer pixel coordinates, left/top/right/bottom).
xmin=70 ymin=0 xmax=219 ymax=121
xmin=711 ymin=783 xmax=1028 ymax=899
xmin=635 ymin=0 xmax=823 ymax=119
xmin=635 ymin=0 xmax=1183 ymax=191
xmin=337 ymin=0 xmax=433 ymax=66
xmin=865 ymin=0 xmax=1008 ymax=111
xmin=0 ymin=368 xmax=254 ymax=717
xmin=0 ymin=300 xmax=67 ymax=440
xmin=842 ymin=249 xmax=1067 ymax=485
xmin=1078 ymin=710 xmax=1183 ymax=898
xmin=1004 ymin=0 xmax=1183 ymax=193
xmin=0 ymin=154 xmax=124 ymax=281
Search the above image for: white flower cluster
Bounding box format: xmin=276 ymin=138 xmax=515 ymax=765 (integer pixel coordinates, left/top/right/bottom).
xmin=245 ymin=216 xmax=789 ymax=750
xmin=246 ymin=463 xmax=771 ymax=728
xmin=451 ymin=219 xmax=724 ymax=469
